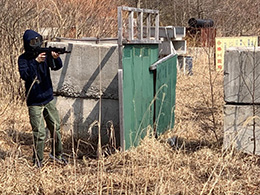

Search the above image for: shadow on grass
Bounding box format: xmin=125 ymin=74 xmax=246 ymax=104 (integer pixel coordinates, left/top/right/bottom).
xmin=185 ymin=105 xmax=224 ymax=140
xmin=0 ymin=149 xmax=6 ymax=160
xmin=0 ymin=128 xmax=104 ymax=162
xmin=4 ymin=128 xmax=110 ymax=160
xmin=6 ymin=129 xmax=33 ymax=146
xmin=3 ymin=129 xmax=217 ymax=161
xmin=167 ymin=136 xmax=224 ymax=154
xmin=62 ymin=136 xmax=97 ymax=159
xmin=62 ymin=134 xmax=119 ymax=160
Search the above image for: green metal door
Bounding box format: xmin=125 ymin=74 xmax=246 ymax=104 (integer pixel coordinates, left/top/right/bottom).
xmin=122 ymin=44 xmax=158 ymax=150
xmin=153 ymin=55 xmax=177 ymax=135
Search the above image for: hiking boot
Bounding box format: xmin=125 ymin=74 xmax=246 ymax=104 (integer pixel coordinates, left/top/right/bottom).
xmin=49 ymin=153 xmax=68 ymax=165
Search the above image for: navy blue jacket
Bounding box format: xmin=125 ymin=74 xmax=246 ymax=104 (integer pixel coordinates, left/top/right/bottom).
xmin=18 ymin=29 xmax=62 ymax=106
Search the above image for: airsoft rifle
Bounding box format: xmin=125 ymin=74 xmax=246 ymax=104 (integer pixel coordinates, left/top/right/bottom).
xmin=34 ymin=46 xmax=71 ymax=69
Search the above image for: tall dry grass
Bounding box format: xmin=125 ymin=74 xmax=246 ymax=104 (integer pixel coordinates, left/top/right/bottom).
xmin=0 ymin=1 xmax=260 ymax=194
xmin=1 ymin=46 xmax=260 ymax=194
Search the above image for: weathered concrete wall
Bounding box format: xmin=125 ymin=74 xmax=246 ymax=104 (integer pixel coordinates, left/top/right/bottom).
xmin=48 ymin=41 xmax=120 ymax=145
xmin=49 ymin=42 xmax=119 ymax=99
xmin=224 ymin=47 xmax=260 ymax=104
xmin=54 ymin=96 xmax=119 ymax=145
xmin=224 ymin=47 xmax=260 ymax=155
xmin=224 ymin=105 xmax=260 ymax=155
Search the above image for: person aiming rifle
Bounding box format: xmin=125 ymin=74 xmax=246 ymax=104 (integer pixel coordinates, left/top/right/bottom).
xmin=18 ymin=29 xmax=69 ymax=168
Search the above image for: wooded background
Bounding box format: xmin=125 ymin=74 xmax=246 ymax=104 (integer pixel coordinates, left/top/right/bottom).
xmin=0 ymin=1 xmax=260 ymax=194
xmin=127 ymin=0 xmax=260 ymax=37
xmin=1 ymin=0 xmax=259 ymax=101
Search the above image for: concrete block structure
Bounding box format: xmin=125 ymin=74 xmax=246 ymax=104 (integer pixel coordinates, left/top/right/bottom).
xmin=42 ymin=7 xmax=178 ymax=152
xmin=49 ymin=41 xmax=120 ymax=145
xmin=224 ymin=47 xmax=260 ymax=155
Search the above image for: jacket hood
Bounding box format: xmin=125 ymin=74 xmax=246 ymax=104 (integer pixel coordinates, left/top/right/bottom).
xmin=23 ymin=29 xmax=42 ymax=52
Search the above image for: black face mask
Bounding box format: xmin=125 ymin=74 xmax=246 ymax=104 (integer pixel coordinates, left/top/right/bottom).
xmin=29 ymin=36 xmax=43 ymax=49
xmin=24 ymin=36 xmax=43 ymax=59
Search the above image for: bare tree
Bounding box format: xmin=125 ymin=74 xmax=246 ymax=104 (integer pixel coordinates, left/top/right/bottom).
xmin=0 ymin=0 xmax=125 ymax=106
xmin=125 ymin=0 xmax=260 ymax=38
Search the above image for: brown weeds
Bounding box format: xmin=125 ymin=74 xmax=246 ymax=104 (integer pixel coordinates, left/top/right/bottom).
xmin=0 ymin=1 xmax=259 ymax=194
xmin=1 ymin=47 xmax=260 ymax=194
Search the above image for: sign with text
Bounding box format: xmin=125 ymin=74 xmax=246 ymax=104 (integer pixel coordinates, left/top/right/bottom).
xmin=215 ymin=36 xmax=258 ymax=71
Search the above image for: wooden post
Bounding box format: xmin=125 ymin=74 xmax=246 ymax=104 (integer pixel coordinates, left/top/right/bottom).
xmin=117 ymin=7 xmax=123 ymax=69
xmin=129 ymin=11 xmax=134 ymax=41
xmin=138 ymin=12 xmax=143 ymax=40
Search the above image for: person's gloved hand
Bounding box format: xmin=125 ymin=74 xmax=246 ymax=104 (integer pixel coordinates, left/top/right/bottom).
xmin=36 ymin=52 xmax=46 ymax=63
xmin=51 ymin=51 xmax=60 ymax=59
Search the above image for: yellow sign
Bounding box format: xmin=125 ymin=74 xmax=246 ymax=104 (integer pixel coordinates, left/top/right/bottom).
xmin=215 ymin=36 xmax=258 ymax=71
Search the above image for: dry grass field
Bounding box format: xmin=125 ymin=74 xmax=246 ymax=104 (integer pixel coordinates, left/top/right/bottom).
xmin=0 ymin=47 xmax=260 ymax=194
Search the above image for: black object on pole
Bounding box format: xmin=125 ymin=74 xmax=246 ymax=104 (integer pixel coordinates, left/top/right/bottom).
xmin=188 ymin=18 xmax=214 ymax=28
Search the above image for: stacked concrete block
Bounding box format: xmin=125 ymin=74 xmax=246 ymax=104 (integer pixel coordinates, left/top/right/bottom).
xmin=224 ymin=47 xmax=260 ymax=103
xmin=48 ymin=41 xmax=120 ymax=145
xmin=224 ymin=47 xmax=260 ymax=155
xmin=224 ymin=105 xmax=260 ymax=154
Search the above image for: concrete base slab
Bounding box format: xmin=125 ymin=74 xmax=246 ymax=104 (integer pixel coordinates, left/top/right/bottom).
xmin=224 ymin=104 xmax=260 ymax=155
xmin=54 ymin=96 xmax=120 ymax=146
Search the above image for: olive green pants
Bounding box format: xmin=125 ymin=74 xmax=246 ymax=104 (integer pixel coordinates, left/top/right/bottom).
xmin=28 ymin=99 xmax=63 ymax=162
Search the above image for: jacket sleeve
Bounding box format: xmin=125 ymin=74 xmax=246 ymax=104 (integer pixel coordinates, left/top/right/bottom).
xmin=18 ymin=56 xmax=38 ymax=82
